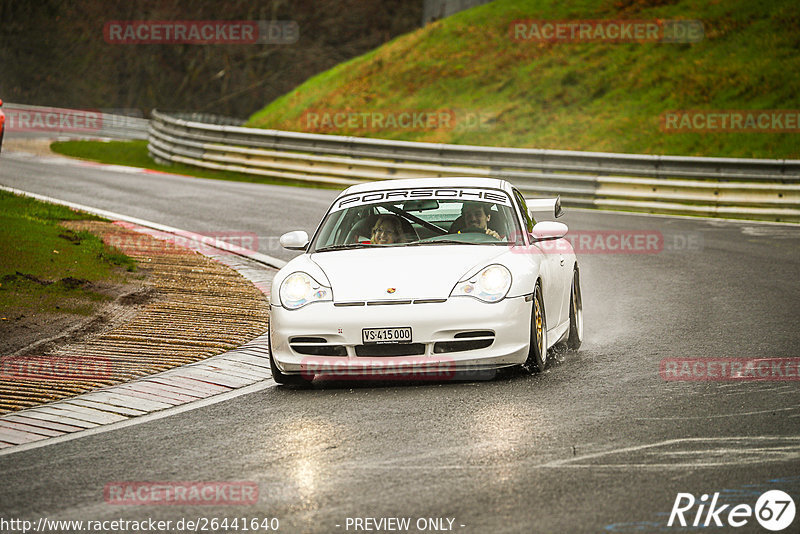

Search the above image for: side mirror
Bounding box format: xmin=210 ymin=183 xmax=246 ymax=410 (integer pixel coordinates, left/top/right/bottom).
xmin=531 ymin=221 xmax=568 ymax=241
xmin=279 ymin=230 xmax=309 ymax=251
xmin=526 ymin=196 xmax=563 ymax=221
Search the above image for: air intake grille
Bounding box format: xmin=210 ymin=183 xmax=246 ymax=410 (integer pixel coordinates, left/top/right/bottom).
xmin=434 ymin=332 xmax=495 ymax=354
xmin=289 ymin=337 xmax=347 ymax=357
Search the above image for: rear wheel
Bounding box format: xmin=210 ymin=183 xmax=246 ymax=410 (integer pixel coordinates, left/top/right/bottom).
xmin=523 ymin=284 xmax=548 ymax=373
xmin=268 ymin=327 xmax=312 ymax=386
xmin=567 ymin=268 xmax=583 ymax=350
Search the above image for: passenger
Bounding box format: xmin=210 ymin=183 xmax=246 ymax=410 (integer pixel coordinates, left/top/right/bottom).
xmin=370 ymin=214 xmax=406 ymax=244
xmin=459 ymin=202 xmax=502 ymax=239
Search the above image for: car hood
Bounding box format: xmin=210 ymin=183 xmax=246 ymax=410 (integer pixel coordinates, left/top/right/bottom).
xmin=310 ymin=245 xmax=507 ymax=302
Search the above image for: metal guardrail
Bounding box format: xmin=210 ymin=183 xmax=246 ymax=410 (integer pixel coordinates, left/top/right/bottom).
xmin=148 ymin=109 xmax=800 ymax=222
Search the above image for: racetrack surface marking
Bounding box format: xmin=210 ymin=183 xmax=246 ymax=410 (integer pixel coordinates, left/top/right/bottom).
xmin=634 ymin=404 xmax=800 ymax=420
xmin=337 ymin=436 xmax=800 ymax=471
xmin=542 ymin=436 xmax=800 ymax=469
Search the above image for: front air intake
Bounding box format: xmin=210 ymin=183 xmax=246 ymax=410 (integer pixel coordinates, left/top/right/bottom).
xmin=289 ymin=337 xmax=347 ymax=357
xmin=434 ymin=331 xmax=495 ymax=353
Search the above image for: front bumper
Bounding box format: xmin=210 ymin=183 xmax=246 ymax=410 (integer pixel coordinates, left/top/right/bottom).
xmin=269 ymin=295 xmax=532 ymax=379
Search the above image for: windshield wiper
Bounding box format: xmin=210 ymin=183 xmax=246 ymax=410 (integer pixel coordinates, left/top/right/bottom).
xmin=316 ymin=240 xmax=512 ymax=251
xmin=314 ymin=243 xmax=375 ymax=252
xmin=410 ymin=239 xmax=478 ymax=246
xmin=411 ymin=239 xmax=513 ymax=246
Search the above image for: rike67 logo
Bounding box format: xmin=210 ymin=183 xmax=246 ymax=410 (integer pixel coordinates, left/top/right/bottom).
xmin=668 ymin=490 xmax=796 ymax=531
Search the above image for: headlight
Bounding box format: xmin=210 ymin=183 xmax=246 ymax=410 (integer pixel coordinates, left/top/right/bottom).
xmin=279 ymin=272 xmax=331 ymax=310
xmin=451 ymin=264 xmax=512 ymax=303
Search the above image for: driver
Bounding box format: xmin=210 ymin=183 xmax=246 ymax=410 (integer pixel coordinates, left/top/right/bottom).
xmin=370 ymin=214 xmax=407 ymax=244
xmin=458 ymin=202 xmax=502 ymax=240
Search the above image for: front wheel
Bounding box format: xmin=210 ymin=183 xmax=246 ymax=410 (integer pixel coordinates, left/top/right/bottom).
xmin=268 ymin=327 xmax=312 ymax=386
xmin=567 ymin=268 xmax=583 ymax=350
xmin=523 ymin=284 xmax=548 ymax=373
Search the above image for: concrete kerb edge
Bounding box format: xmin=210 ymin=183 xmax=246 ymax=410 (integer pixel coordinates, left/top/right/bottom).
xmin=0 ymin=379 xmax=277 ymax=456
xmin=0 ymin=186 xmax=283 ymax=454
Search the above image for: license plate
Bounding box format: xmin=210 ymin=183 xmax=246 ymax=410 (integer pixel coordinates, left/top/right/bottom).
xmin=362 ymin=327 xmax=412 ymax=344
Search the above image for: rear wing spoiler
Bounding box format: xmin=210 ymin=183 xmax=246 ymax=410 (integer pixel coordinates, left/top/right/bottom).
xmin=525 ymin=196 xmax=564 ymax=221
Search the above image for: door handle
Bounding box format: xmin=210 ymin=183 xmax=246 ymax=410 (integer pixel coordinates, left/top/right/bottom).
xmin=560 ymin=257 xmax=565 ymax=266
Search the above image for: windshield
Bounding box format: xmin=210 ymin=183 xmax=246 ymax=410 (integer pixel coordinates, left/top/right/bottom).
xmin=310 ymin=187 xmax=523 ymax=252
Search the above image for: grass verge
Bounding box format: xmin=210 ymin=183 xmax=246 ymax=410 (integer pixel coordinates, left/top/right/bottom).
xmin=247 ymin=0 xmax=800 ymax=159
xmin=0 ymin=190 xmax=137 ymax=319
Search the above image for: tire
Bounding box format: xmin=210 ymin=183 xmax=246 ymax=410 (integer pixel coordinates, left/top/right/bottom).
xmin=268 ymin=327 xmax=312 ymax=386
xmin=523 ymin=283 xmax=548 ymax=373
xmin=567 ymin=268 xmax=583 ymax=350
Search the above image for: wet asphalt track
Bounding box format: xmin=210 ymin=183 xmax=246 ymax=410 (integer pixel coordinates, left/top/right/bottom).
xmin=1 ymin=149 xmax=799 ymax=533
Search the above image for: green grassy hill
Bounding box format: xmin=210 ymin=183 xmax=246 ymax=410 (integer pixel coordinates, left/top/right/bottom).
xmin=247 ymin=0 xmax=800 ymax=158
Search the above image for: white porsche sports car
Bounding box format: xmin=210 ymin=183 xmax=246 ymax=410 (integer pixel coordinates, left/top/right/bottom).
xmin=269 ymin=177 xmax=582 ymax=384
